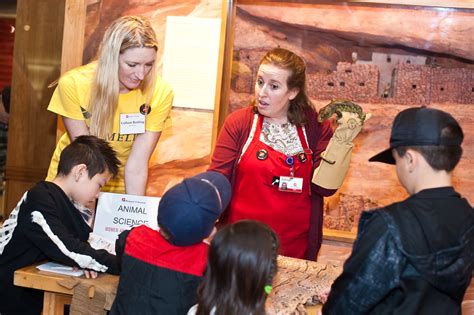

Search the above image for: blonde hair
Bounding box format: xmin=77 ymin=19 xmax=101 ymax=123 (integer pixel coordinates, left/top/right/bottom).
xmin=89 ymin=16 xmax=158 ymax=138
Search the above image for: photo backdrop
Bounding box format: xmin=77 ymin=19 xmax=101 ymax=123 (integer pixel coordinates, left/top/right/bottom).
xmin=82 ymin=0 xmax=473 ymax=241
xmin=227 ymin=1 xmax=473 ymax=240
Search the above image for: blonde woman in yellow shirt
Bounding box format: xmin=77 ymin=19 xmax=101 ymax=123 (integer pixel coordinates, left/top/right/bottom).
xmin=46 ymin=16 xmax=173 ymax=195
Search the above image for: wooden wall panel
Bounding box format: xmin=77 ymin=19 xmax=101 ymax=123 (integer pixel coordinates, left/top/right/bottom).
xmin=4 ymin=0 xmax=66 ymax=214
xmin=61 ymin=0 xmax=86 ymax=74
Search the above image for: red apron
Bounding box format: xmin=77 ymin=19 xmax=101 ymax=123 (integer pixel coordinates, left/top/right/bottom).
xmin=226 ymin=115 xmax=313 ymax=258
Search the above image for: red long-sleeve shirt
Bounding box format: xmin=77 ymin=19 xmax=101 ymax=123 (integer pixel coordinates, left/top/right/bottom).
xmin=209 ymin=106 xmax=336 ymax=260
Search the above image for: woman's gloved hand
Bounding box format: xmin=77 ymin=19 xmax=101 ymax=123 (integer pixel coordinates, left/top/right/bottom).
xmin=333 ymin=111 xmax=366 ymax=144
xmin=312 ymin=100 xmax=370 ymax=189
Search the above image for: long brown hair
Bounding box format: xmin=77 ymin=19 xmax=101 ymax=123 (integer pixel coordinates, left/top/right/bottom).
xmin=196 ymin=220 xmax=279 ymax=315
xmin=89 ymin=16 xmax=158 ymax=138
xmin=255 ymin=47 xmax=314 ymax=126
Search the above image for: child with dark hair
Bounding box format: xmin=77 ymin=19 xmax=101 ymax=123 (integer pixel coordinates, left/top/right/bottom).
xmin=110 ymin=171 xmax=231 ymax=315
xmin=0 ymin=135 xmax=121 ymax=315
xmin=323 ymin=107 xmax=473 ymax=314
xmin=188 ymin=220 xmax=279 ymax=315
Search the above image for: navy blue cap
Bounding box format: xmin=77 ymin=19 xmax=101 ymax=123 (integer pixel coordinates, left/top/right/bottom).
xmin=158 ymin=171 xmax=231 ymax=246
xmin=369 ymin=107 xmax=463 ymax=164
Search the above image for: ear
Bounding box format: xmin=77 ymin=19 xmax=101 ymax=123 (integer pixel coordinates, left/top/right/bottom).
xmin=288 ymin=88 xmax=299 ymax=101
xmin=404 ymin=149 xmax=417 ymax=173
xmin=71 ymin=164 xmax=88 ymax=181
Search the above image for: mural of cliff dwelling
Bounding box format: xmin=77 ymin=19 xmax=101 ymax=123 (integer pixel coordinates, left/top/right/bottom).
xmin=230 ymin=2 xmax=474 ymax=239
xmin=82 ymin=1 xmax=472 ymax=240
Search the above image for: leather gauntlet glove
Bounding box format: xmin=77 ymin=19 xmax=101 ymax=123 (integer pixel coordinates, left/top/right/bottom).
xmin=312 ymin=105 xmax=368 ymax=189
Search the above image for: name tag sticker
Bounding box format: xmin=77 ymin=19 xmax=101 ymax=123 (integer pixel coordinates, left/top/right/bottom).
xmin=279 ymin=176 xmax=303 ymax=193
xmin=119 ymin=113 xmax=145 ymax=135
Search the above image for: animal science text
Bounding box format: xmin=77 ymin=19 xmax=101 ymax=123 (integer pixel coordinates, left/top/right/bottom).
xmin=113 ymin=205 xmax=149 ymax=226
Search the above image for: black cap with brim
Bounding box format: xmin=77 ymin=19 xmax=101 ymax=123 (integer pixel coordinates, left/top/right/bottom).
xmin=368 ymin=107 xmax=463 ymax=165
xmin=369 ymin=147 xmax=395 ymax=164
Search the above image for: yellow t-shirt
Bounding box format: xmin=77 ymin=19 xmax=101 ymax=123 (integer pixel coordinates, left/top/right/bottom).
xmin=46 ymin=63 xmax=173 ymax=193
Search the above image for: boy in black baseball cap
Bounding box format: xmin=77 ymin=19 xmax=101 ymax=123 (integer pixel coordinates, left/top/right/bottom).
xmin=323 ymin=107 xmax=473 ymax=314
xmin=111 ymin=171 xmax=231 ymax=315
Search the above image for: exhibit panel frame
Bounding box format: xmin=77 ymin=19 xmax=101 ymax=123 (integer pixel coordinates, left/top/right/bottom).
xmin=217 ymin=0 xmax=474 ymax=242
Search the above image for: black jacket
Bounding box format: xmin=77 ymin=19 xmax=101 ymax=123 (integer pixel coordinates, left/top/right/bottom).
xmin=110 ymin=225 xmax=208 ymax=315
xmin=0 ymin=181 xmax=119 ymax=315
xmin=323 ymin=187 xmax=473 ymax=314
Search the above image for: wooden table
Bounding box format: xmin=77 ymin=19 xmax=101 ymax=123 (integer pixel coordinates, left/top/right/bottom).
xmin=14 ymin=264 xmax=119 ymax=315
xmin=14 ymin=263 xmax=322 ymax=315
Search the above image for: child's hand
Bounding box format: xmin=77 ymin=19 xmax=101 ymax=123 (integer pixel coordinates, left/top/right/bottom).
xmin=72 ymin=266 xmax=98 ymax=279
xmin=318 ymin=287 xmax=331 ymax=304
xmin=84 ymin=270 xmax=98 ymax=279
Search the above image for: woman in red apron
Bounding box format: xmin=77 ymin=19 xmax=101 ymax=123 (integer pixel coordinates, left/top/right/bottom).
xmin=227 ymin=114 xmax=313 ymax=258
xmin=209 ymin=48 xmax=336 ymax=259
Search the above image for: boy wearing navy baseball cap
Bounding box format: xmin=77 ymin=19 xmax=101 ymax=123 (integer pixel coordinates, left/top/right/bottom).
xmin=323 ymin=107 xmax=473 ymax=314
xmin=111 ymin=171 xmax=231 ymax=315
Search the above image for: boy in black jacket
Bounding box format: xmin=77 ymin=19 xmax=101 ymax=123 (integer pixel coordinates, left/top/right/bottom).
xmin=323 ymin=107 xmax=473 ymax=314
xmin=110 ymin=171 xmax=231 ymax=315
xmin=0 ymin=135 xmax=121 ymax=315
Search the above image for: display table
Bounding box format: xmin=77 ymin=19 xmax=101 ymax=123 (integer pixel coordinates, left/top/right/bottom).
xmin=268 ymin=256 xmax=341 ymax=314
xmin=14 ymin=257 xmax=341 ymax=315
xmin=14 ymin=264 xmax=119 ymax=315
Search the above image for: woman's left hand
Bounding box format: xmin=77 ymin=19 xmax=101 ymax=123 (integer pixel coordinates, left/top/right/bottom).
xmin=124 ymin=130 xmax=162 ymax=195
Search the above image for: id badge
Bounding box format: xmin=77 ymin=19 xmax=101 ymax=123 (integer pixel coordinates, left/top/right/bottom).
xmin=119 ymin=113 xmax=145 ymax=135
xmin=279 ymin=176 xmax=303 ymax=193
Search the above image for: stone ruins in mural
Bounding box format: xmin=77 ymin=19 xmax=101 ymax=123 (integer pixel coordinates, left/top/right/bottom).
xmin=232 ymin=49 xmax=474 ymax=107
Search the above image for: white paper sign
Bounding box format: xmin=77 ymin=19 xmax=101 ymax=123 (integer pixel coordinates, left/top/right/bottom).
xmin=88 ymin=233 xmax=116 ymax=255
xmin=93 ymin=192 xmax=160 ymax=241
xmin=162 ymin=16 xmax=221 ymax=110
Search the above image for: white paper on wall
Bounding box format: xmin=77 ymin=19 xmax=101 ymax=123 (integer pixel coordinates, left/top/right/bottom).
xmin=162 ymin=16 xmax=221 ymax=110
